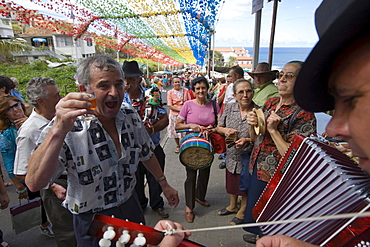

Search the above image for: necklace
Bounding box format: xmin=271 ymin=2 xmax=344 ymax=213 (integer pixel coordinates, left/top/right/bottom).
xmin=238 ymin=116 xmax=247 ymax=125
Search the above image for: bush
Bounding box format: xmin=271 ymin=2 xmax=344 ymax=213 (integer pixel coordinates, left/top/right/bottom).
xmin=0 ymin=62 xmax=78 ymax=100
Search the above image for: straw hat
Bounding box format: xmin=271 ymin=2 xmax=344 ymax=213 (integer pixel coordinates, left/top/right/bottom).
xmin=294 ymin=0 xmax=370 ymax=112
xmin=247 ymin=63 xmax=277 ymax=79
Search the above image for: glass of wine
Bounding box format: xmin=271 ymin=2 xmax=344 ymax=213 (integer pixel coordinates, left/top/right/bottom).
xmin=82 ymin=92 xmax=97 ymax=121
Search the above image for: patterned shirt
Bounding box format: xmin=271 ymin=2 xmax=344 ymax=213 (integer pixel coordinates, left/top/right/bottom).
xmin=218 ymin=102 xmax=257 ymax=174
xmin=249 ymin=97 xmax=316 ymax=182
xmin=37 ymin=103 xmax=154 ymax=214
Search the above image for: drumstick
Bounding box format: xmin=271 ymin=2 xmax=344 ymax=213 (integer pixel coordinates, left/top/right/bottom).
xmin=168 ymin=211 xmax=370 ymax=234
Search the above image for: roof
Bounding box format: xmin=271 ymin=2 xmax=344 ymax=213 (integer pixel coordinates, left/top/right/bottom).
xmin=20 ymin=27 xmax=54 ymax=36
xmin=236 ymin=56 xmax=252 ymax=61
xmin=214 ymin=47 xmax=234 ymax=52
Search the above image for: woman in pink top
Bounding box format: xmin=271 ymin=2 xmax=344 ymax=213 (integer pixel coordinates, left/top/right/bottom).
xmin=176 ymin=76 xmax=219 ymax=223
xmin=167 ymin=77 xmax=191 ymax=153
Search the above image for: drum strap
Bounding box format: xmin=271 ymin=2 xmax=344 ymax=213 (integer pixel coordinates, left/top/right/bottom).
xmin=212 ymin=100 xmax=218 ymax=127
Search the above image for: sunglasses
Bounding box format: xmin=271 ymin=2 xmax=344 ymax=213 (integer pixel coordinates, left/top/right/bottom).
xmin=276 ymin=72 xmax=296 ymax=80
xmin=7 ymin=102 xmax=21 ymax=112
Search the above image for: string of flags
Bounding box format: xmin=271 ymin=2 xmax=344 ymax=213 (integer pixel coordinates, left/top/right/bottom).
xmin=1 ymin=0 xmax=223 ymax=66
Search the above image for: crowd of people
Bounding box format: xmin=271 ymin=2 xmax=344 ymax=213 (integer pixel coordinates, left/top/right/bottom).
xmin=1 ymin=0 xmax=369 ymax=246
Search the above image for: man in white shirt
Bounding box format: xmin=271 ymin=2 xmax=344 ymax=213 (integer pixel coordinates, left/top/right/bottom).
xmin=14 ymin=77 xmax=76 ymax=246
xmin=223 ymin=65 xmax=244 ymax=105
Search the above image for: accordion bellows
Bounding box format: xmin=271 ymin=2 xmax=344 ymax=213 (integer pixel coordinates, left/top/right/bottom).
xmin=256 ymin=136 xmax=370 ymax=246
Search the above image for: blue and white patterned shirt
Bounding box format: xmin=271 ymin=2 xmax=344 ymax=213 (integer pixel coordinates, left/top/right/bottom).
xmin=37 ymin=103 xmax=154 ymax=214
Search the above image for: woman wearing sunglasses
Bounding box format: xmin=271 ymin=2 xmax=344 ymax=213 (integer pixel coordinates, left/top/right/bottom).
xmin=242 ymin=61 xmax=317 ymax=243
xmin=0 ymin=95 xmax=28 ymax=199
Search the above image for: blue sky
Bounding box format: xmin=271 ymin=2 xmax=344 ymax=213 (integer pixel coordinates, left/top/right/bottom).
xmin=214 ymin=0 xmax=323 ymax=48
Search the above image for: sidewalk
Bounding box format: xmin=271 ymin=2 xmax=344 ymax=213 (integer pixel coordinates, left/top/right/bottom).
xmin=0 ymin=135 xmax=249 ymax=247
xmin=144 ymin=135 xmax=249 ymax=246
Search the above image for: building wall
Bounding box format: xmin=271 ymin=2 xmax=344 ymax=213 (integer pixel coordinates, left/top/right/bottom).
xmin=0 ymin=19 xmax=14 ymax=38
xmin=52 ymin=35 xmax=95 ymax=59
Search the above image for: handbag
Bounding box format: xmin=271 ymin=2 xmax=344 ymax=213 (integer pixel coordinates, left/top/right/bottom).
xmin=210 ymin=100 xmax=227 ymax=154
xmin=10 ymin=197 xmax=42 ymax=234
xmin=209 ymin=132 xmax=227 ymax=154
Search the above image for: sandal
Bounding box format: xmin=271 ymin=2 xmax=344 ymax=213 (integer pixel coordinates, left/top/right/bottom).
xmin=175 ymin=146 xmax=180 ymax=154
xmin=218 ymin=207 xmax=237 ymax=216
xmin=230 ymin=216 xmax=244 ymax=225
xmin=0 ymin=241 xmax=9 ymax=247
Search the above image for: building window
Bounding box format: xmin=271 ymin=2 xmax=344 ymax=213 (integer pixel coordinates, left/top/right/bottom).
xmin=86 ymin=38 xmax=93 ymax=47
xmin=55 ymin=36 xmax=73 ymax=47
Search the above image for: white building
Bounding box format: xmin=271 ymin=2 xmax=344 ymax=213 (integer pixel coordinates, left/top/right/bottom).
xmin=214 ymin=47 xmax=253 ymax=71
xmin=0 ymin=18 xmax=14 ymax=38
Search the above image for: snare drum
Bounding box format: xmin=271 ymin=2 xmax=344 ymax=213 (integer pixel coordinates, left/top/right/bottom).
xmin=179 ymin=133 xmax=214 ymax=170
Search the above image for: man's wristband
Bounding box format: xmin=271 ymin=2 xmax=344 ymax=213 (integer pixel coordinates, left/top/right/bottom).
xmin=151 ymin=126 xmax=155 ymax=134
xmin=156 ymin=175 xmax=166 ymax=183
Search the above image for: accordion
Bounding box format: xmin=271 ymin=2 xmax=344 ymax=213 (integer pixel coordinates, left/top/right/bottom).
xmin=253 ymin=134 xmax=370 ymax=246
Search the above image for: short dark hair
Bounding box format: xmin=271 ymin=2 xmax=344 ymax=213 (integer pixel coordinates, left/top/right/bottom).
xmin=0 ymin=76 xmax=15 ymax=93
xmin=172 ymin=76 xmax=183 ymax=84
xmin=230 ymin=66 xmax=244 ymax=78
xmin=191 ymin=76 xmax=209 ymax=91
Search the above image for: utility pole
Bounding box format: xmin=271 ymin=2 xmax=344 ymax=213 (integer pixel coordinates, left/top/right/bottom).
xmin=268 ymin=0 xmax=279 ymax=69
xmin=252 ymin=9 xmax=262 ymax=72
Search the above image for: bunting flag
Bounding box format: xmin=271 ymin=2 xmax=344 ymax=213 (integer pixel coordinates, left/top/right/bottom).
xmin=1 ymin=0 xmax=223 ymax=66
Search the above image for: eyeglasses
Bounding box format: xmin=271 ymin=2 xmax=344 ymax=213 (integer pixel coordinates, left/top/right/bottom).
xmin=277 ymin=72 xmax=296 ymax=80
xmin=7 ymin=102 xmax=21 ymax=112
xmin=237 ymin=89 xmax=253 ymax=95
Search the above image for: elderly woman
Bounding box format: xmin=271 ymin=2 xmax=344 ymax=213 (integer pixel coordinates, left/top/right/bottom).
xmin=216 ymin=79 xmax=257 ymax=225
xmin=243 ymin=61 xmax=317 ymax=241
xmin=167 ymin=76 xmax=191 ymax=153
xmin=176 ymin=76 xmax=219 ymax=223
xmin=0 ymin=95 xmax=28 ymax=198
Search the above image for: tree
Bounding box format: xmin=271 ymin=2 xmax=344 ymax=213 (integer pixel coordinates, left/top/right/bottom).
xmin=214 ymin=51 xmax=224 ymax=66
xmin=227 ymin=56 xmax=237 ymax=67
xmin=0 ymin=39 xmax=32 ymax=63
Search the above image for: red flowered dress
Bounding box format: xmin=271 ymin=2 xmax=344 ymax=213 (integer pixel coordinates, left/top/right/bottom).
xmin=249 ymin=97 xmax=317 ymax=182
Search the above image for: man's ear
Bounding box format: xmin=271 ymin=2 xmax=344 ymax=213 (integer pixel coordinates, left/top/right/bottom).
xmin=36 ymin=97 xmax=44 ymax=107
xmin=78 ymin=84 xmax=87 ymax=92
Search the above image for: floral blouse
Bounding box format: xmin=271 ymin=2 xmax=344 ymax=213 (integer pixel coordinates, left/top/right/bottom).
xmin=219 ymin=102 xmax=257 ymax=174
xmin=249 ymin=97 xmax=317 ymax=182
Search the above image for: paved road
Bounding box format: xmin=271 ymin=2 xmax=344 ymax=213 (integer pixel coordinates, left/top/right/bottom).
xmin=0 ymin=88 xmax=250 ymax=246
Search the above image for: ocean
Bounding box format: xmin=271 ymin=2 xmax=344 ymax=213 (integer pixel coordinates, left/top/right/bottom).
xmin=244 ymin=47 xmax=313 ymax=70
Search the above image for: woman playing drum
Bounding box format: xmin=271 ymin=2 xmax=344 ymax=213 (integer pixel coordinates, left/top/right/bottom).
xmin=175 ymin=76 xmax=219 ymax=223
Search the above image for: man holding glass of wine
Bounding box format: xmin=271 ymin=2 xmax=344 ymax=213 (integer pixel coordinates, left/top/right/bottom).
xmin=25 ymin=55 xmax=179 ymax=247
